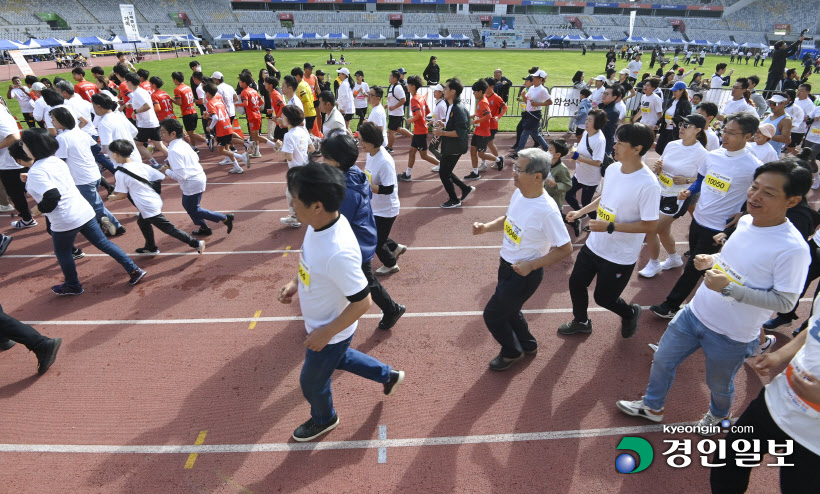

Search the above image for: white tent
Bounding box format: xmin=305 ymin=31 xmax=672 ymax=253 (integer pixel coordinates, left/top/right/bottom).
xmin=397 ymin=34 xmax=419 ymax=40
xmin=360 ymin=34 xmax=386 ymax=40
xmin=740 ymin=42 xmax=768 ymax=49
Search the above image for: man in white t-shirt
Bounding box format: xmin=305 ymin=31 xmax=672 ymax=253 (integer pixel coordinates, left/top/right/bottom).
xmin=7 ymin=76 xmax=35 ymax=128
xmin=619 ymin=160 xmax=811 ymax=434
xmin=474 ymin=148 xmax=572 ymax=371
xmin=696 ymin=102 xmax=721 ymax=152
xmin=708 ymin=63 xmax=733 ymax=103
xmin=317 ymin=91 xmax=347 ymax=138
xmin=277 ymin=162 xmax=404 ymax=442
xmin=364 ymin=85 xmax=388 ymax=145
xmin=626 ymin=53 xmax=642 ymax=83
xmin=272 ymin=105 xmax=315 ymax=228
xmin=0 ymin=106 xmax=36 ymax=227
xmin=511 ymin=69 xmax=551 ymax=155
xmin=717 ymin=77 xmax=757 ymax=120
xmin=335 ymin=68 xmax=354 ymax=131
xmin=632 ymin=78 xmax=663 ymax=129
xmin=787 ymin=83 xmax=815 ymax=155
xmin=124 ymin=73 xmax=167 ymax=168
xmin=561 ymin=123 xmax=661 ymax=338
xmin=385 ymin=70 xmax=406 ymax=153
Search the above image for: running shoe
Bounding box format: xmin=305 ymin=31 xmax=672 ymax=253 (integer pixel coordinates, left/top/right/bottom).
xmin=129 ymin=268 xmax=147 ymax=286
xmin=224 ymin=214 xmax=235 ymax=234
xmin=135 ymin=248 xmax=160 ymax=255
xmin=397 ymin=172 xmax=412 ymax=182
xmin=391 ymin=244 xmax=407 ymax=259
xmin=11 ymin=219 xmax=37 ymax=229
xmin=660 ymin=255 xmax=684 ymax=270
xmin=616 ymin=399 xmax=664 ymax=423
xmin=280 ymin=215 xmax=301 ymax=227
xmin=638 ymin=260 xmax=662 ymax=278
xmin=489 ymin=353 xmax=524 ymax=371
xmin=100 ymin=217 xmax=116 ymax=236
xmin=72 ymin=248 xmax=85 ymax=260
xmin=0 ymin=235 xmax=12 ymax=256
xmin=0 ymin=204 xmax=14 ymax=213
xmin=196 ymin=240 xmax=206 ymax=254
xmin=695 ymin=411 xmax=728 ymax=436
xmin=375 ymin=265 xmax=399 ymax=276
xmin=463 ymin=171 xmax=481 ymax=180
xmin=34 ymin=337 xmax=62 ymax=374
xmin=478 ymin=161 xmax=488 ymax=172
xmin=763 ymin=314 xmax=793 ymax=330
xmin=191 ymin=226 xmax=213 ymax=236
xmin=228 ymin=167 xmax=244 ymax=174
xmin=557 ymin=319 xmax=593 ymax=335
xmin=752 ymin=335 xmax=776 ymax=357
xmin=461 ymin=186 xmax=476 ymax=201
xmin=51 ymin=284 xmax=84 ymax=296
xmin=383 ymin=370 xmax=405 ymax=396
xmin=292 ymin=415 xmax=339 ymax=442
xmin=441 ymin=199 xmax=461 ymax=209
xmin=649 ymin=301 xmax=678 ymax=319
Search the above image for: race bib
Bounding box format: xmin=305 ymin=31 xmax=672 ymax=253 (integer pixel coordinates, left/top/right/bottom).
xmin=658 ymin=172 xmax=674 ymax=189
xmin=597 ymin=203 xmax=616 ymax=223
xmin=785 ymin=360 xmax=820 ymax=417
xmin=811 ymin=127 xmax=820 ymax=135
xmin=704 ymin=172 xmax=732 ymax=196
xmin=641 ymin=107 xmax=650 ymax=113
xmin=712 ymin=254 xmax=746 ymax=286
xmin=364 ymin=169 xmax=373 ymax=183
xmin=504 ymin=217 xmax=522 ymax=248
xmin=665 ymin=113 xmax=673 ymax=122
xmin=298 ymin=255 xmax=311 ymax=291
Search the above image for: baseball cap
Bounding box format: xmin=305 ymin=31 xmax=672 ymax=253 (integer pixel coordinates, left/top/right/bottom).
xmin=671 ymin=81 xmax=687 ymax=92
xmin=304 ymin=62 xmax=314 ymax=69
xmin=682 ymin=114 xmax=707 ymax=129
xmin=768 ymin=94 xmax=789 ymax=104
xmin=337 ymin=67 xmax=350 ymax=76
xmin=431 ymin=83 xmax=444 ymax=92
xmin=758 ymin=123 xmax=776 ymax=139
xmin=397 ymin=67 xmax=407 ymax=74
xmin=211 ymin=71 xmax=223 ymax=80
xmin=522 ymin=75 xmax=534 ymax=82
xmin=265 ymin=48 xmax=271 ymax=51
xmin=533 ymin=69 xmax=547 ymax=79
xmin=316 ymin=69 xmax=325 ymax=76
xmin=619 ymin=68 xmax=630 ymax=75
xmin=31 ymin=82 xmax=45 ymax=91
xmin=594 ymin=74 xmax=607 ymax=81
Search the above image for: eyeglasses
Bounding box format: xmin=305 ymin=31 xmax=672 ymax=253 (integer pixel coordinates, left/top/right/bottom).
xmin=680 ymin=123 xmax=693 ymax=129
xmin=513 ymin=165 xmax=528 ymax=174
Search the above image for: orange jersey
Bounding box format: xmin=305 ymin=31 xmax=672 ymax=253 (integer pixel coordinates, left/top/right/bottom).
xmin=174 ymin=84 xmax=196 ymax=116
xmin=206 ymin=98 xmax=232 ymax=137
xmin=119 ymin=81 xmax=133 ymax=119
xmin=240 ymin=87 xmax=262 ymax=118
xmin=410 ymin=94 xmax=429 ymax=135
xmin=303 ymin=73 xmax=318 ymax=101
xmin=139 ymin=81 xmax=152 ymax=94
xmin=487 ymin=93 xmax=506 ymax=130
xmin=74 ymin=80 xmax=99 ymax=102
xmin=151 ymin=89 xmax=176 ymax=121
xmin=269 ymin=89 xmax=285 ymax=119
xmin=474 ymin=97 xmax=492 ymax=137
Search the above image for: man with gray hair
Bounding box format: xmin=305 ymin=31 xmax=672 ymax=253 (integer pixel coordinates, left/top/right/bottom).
xmin=472 ymin=147 xmax=573 ymax=371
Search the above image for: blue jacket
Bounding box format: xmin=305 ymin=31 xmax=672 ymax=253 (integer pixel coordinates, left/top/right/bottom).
xmin=339 ymin=167 xmax=377 ymax=263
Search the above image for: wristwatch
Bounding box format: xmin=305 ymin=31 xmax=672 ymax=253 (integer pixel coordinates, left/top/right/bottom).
xmin=606 ymin=222 xmax=615 ymax=234
xmin=720 ymin=283 xmax=735 ymax=298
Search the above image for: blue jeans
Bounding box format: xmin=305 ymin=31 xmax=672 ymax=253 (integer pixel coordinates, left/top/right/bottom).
xmin=91 ymin=140 xmax=116 ymax=174
xmin=75 ymin=180 xmax=121 ymax=229
xmin=300 ymin=334 xmax=391 ymax=425
xmin=53 ymin=218 xmax=139 ymax=288
xmin=643 ymin=305 xmax=757 ymax=418
xmin=514 ymin=112 xmax=548 ymax=152
xmin=181 ymin=192 xmax=226 ymax=228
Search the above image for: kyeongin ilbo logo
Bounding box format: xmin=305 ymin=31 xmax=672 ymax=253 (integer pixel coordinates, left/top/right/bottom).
xmin=615 ymin=437 xmax=654 ymax=474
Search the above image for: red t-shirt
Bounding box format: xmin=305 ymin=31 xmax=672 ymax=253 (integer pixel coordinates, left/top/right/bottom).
xmin=474 ymin=97 xmax=492 ymax=137
xmin=140 ymin=81 xmax=153 ymax=94
xmin=74 ymin=80 xmax=99 ymax=102
xmin=241 ymin=87 xmax=262 ymax=119
xmin=151 ymin=89 xmax=176 ymax=121
xmin=487 ymin=93 xmax=506 ymax=131
xmin=206 ymin=98 xmax=232 ymax=137
xmin=119 ymin=81 xmax=133 ymax=119
xmin=269 ymin=89 xmax=285 ymax=123
xmin=410 ymin=94 xmax=429 ymax=135
xmin=174 ymin=84 xmax=196 ymax=116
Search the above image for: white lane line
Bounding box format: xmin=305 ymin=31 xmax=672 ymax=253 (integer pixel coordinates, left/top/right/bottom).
xmin=104 ymin=206 xmax=510 ymax=215
xmin=0 ymin=422 xmax=689 ymax=455
xmin=378 ymin=425 xmax=388 ymax=464
xmin=20 ymin=299 xmax=814 ymax=326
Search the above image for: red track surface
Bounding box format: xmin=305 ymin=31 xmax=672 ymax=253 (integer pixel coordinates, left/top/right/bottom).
xmin=0 ymin=133 xmax=805 ymax=493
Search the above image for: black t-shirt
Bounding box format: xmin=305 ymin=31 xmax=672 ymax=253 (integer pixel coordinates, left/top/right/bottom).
xmin=264 ymin=54 xmax=274 ymax=65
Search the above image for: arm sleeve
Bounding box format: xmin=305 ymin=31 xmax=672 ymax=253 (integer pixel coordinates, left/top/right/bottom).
xmin=346 ymin=286 xmax=370 ymax=303
xmin=688 ymin=173 xmax=705 ymax=194
xmin=37 ymin=188 xmax=62 ymax=213
xmin=729 ymin=286 xmax=800 ymax=313
xmin=377 ymin=184 xmax=394 ymax=195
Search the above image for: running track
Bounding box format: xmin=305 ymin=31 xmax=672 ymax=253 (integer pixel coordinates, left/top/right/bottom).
xmin=0 ymin=133 xmax=806 ymax=493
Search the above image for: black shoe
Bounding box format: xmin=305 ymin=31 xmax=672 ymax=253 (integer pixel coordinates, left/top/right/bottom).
xmin=0 ymin=339 xmax=16 ymax=351
xmin=523 ymin=347 xmax=538 ymax=356
xmin=34 ymin=337 xmax=62 ymax=375
xmin=383 ymin=370 xmax=405 ymax=396
xmin=649 ymin=301 xmax=678 ymax=319
xmin=292 ymin=415 xmax=339 ymax=442
xmin=763 ymin=314 xmax=794 ymax=330
xmin=683 ymin=250 xmax=691 ymax=257
xmin=129 ymin=268 xmax=147 ymax=286
xmin=72 ymin=248 xmax=85 ymax=260
xmin=571 ymin=218 xmax=581 ymax=237
xmin=557 ymin=319 xmax=593 ymax=335
xmin=495 ymin=156 xmax=504 ymax=171
xmin=793 ymin=321 xmax=808 ymax=337
xmin=224 ymin=214 xmax=234 ymax=234
xmin=509 ymin=153 xmax=519 ymax=160
xmin=51 ymin=284 xmax=84 ymax=296
xmin=489 ymin=352 xmax=524 ymax=371
xmin=397 ymin=172 xmax=412 ymax=182
xmin=0 ymin=234 xmax=12 ymax=256
xmin=191 ymin=226 xmax=213 ymax=236
xmin=113 ymin=226 xmax=126 ymax=237
xmin=385 ymin=147 xmax=394 ymax=154
xmin=441 ymin=199 xmax=461 ymax=209
xmin=135 ymin=247 xmax=160 ymax=256
xmin=463 ymin=171 xmax=480 ymax=180
xmin=461 ymin=186 xmax=475 ymax=201
xmin=378 ymin=304 xmax=406 ymax=330
xmin=621 ymin=304 xmax=642 ymax=338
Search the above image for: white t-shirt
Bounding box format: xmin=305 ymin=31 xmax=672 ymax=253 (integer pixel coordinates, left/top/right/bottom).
xmin=165 ymin=138 xmax=206 ymax=196
xmin=297 ymin=214 xmax=368 ymax=345
xmin=766 ymin=295 xmax=820 ymax=456
xmin=705 ymin=128 xmax=720 ymax=151
xmin=113 ymin=161 xmax=165 ymax=218
xmin=747 ymin=141 xmax=779 ymax=164
xmin=786 ymin=103 xmax=805 ymax=136
xmin=25 ymin=156 xmax=95 ymax=232
xmin=130 ymin=87 xmax=159 ymax=129
xmin=368 ymin=104 xmax=388 ymax=144
xmin=55 ymin=127 xmax=100 ymax=185
xmin=721 ymin=98 xmax=757 ymax=117
xmin=44 ymin=103 xmax=77 ymax=130
xmin=691 ymin=215 xmax=809 ymax=343
xmin=32 ymin=97 xmax=50 ymax=123
xmin=664 ymin=100 xmax=678 ymax=128
xmin=353 ymin=82 xmax=370 ymax=109
xmin=616 ymin=100 xmax=626 ymax=122
xmin=590 ymin=85 xmax=605 ymax=106
xmin=286 ymin=93 xmax=303 ymax=112
xmin=627 ymin=60 xmax=643 ymax=79
xmin=337 ymin=80 xmax=354 ymax=114
xmin=0 ymin=108 xmax=22 ymax=171
xmin=793 ymin=97 xmax=815 ymax=134
xmin=365 ymin=147 xmax=400 ymax=218
xmin=500 ymin=189 xmax=571 ymax=264
xmin=322 ymin=107 xmax=346 ymax=137
xmin=710 ymin=74 xmax=726 ymax=89
xmin=434 ymin=98 xmax=448 ymax=122
xmin=97 ymin=111 xmax=141 ymax=162
xmin=693 ymin=148 xmax=762 ymax=231
xmin=11 ymin=87 xmax=33 ymax=113
xmin=586 ymin=162 xmax=661 ymax=265
xmin=573 ymin=130 xmax=606 ymax=186
xmin=658 ymin=140 xmax=708 ymax=197
xmin=217 ymin=82 xmax=237 ymax=117
xmin=525 ymin=84 xmax=551 ymax=113
xmin=639 ymin=93 xmax=663 ymax=127
xmin=282 ymin=125 xmax=310 ymax=168
xmin=65 ymin=94 xmax=97 ymax=135
xmin=387 ymin=84 xmax=406 ymax=117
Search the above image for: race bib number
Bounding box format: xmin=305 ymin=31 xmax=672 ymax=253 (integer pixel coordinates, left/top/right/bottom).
xmin=597 ymin=203 xmax=616 ymax=223
xmin=504 ymin=218 xmax=522 ymax=247
xmin=785 ymin=360 xmax=820 ymax=417
xmin=704 ymin=172 xmax=732 ymax=196
xmin=712 ymin=254 xmax=746 ymax=286
xmin=811 ymin=127 xmax=820 ymax=135
xmin=665 ymin=113 xmax=673 ymax=122
xmin=659 ymin=172 xmax=674 ymax=189
xmin=298 ymin=255 xmax=311 ymax=291
xmin=641 ymin=107 xmax=650 ymax=113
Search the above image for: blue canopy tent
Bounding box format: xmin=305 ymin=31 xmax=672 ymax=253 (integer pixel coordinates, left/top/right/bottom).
xmin=326 ymin=33 xmax=348 ymax=39
xmin=740 ymin=42 xmax=768 ymax=49
xmin=273 ymin=33 xmax=294 ymax=39
xmin=297 ymin=33 xmax=324 ymax=39
xmin=714 ymin=40 xmax=737 ymax=47
xmin=621 ymin=36 xmax=646 ymax=43
xmin=215 ymin=34 xmax=239 ymax=40
xmin=666 ymin=38 xmax=687 ymax=45
xmin=397 ymin=34 xmax=419 ymax=40
xmin=563 ymin=35 xmax=589 ymax=43
xmin=241 ymin=33 xmax=275 ymax=49
xmin=0 ymin=40 xmax=24 ymax=50
xmin=36 ymin=38 xmax=69 ymax=48
xmin=18 ymin=39 xmax=41 ymax=48
xmin=447 ymin=34 xmax=470 ymax=40
xmin=77 ymin=36 xmax=108 ymax=45
xmin=360 ymin=34 xmax=386 ymax=40
xmin=691 ymin=40 xmax=713 ymax=46
xmin=588 ymin=35 xmax=609 ymax=41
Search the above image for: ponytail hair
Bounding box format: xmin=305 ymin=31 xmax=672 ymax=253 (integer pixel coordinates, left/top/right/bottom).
xmin=91 ymin=93 xmax=118 ymax=111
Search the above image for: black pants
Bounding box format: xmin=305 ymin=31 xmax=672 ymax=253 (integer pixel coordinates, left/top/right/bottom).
xmin=429 ymin=136 xmax=442 ymax=161
xmin=304 ymin=115 xmax=316 ymax=132
xmin=764 ymin=71 xmax=781 ymax=94
xmin=655 ymin=128 xmax=678 ymax=155
xmin=0 ymin=168 xmax=32 ymax=222
xmin=484 ymin=259 xmax=543 ymax=358
xmin=137 ymin=213 xmax=198 ymax=250
xmin=569 ymin=245 xmax=635 ymax=322
xmin=665 ymin=220 xmax=722 ymax=309
xmin=709 ymin=388 xmax=820 ymax=494
xmin=515 ymin=117 xmax=524 ymax=146
xmin=778 ymin=238 xmax=820 ymax=321
xmin=439 ymin=154 xmax=469 ymax=202
xmin=362 ymin=260 xmax=399 ymax=316
xmin=564 ymin=176 xmax=598 ymax=220
xmin=0 ymin=303 xmax=47 ymax=351
xmin=374 ymin=215 xmax=399 ymax=268
xmin=22 ymin=112 xmax=36 ymax=128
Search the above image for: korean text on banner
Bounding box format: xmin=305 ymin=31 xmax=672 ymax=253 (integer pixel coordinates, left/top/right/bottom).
xmin=120 ymin=4 xmax=141 ymax=40
xmin=9 ymin=50 xmax=34 ymax=77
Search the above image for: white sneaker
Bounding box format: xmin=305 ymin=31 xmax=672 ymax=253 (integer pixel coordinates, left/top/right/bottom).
xmin=0 ymin=204 xmax=14 ymax=213
xmin=196 ymin=240 xmax=206 ymax=254
xmin=228 ymin=167 xmax=244 ymax=174
xmin=638 ymin=260 xmax=662 ymax=278
xmin=478 ymin=161 xmax=488 ymax=172
xmin=280 ymin=215 xmax=301 ymax=228
xmin=431 ymin=166 xmax=440 ymax=172
xmin=391 ymin=244 xmax=407 ymax=259
xmin=375 ymin=265 xmax=400 ymax=276
xmin=100 ymin=217 xmax=116 ymax=236
xmin=616 ymin=399 xmax=664 ymax=423
xmin=648 ymin=343 xmax=659 ymax=352
xmin=695 ymin=411 xmax=728 ymax=436
xmin=11 ymin=219 xmax=37 ymax=229
xmin=752 ymin=334 xmax=776 ymax=357
xmin=219 ymin=156 xmax=233 ymax=165
xmin=660 ymin=255 xmax=684 ymax=270
xmin=251 ymin=150 xmax=262 ymax=158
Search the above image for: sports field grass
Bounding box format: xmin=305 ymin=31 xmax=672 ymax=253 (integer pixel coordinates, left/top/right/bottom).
xmin=0 ymin=48 xmax=789 ymax=132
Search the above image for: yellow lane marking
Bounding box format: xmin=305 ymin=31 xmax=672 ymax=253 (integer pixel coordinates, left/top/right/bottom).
xmin=282 ymin=246 xmax=291 ymax=257
xmin=248 ymin=310 xmax=262 ymax=330
xmin=183 ymin=430 xmax=207 ymax=469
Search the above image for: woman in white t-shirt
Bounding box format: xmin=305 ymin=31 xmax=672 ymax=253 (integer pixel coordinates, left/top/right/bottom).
xmin=564 ymin=108 xmax=607 ymax=236
xmin=7 ymin=76 xmax=35 ymax=128
xmin=352 ymin=71 xmax=370 ymax=128
xmin=19 ymin=129 xmax=144 ymax=296
xmin=92 ymin=93 xmax=142 ymax=163
xmin=360 ymin=122 xmax=405 ymax=276
xmin=638 ymin=114 xmax=709 ymax=278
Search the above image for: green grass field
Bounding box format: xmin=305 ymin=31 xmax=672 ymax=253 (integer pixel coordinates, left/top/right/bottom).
xmin=0 ymin=48 xmax=790 ymax=132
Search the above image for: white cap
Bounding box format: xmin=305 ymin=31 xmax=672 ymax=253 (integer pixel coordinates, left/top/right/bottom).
xmin=211 ymin=71 xmax=223 ymax=80
xmin=31 ymin=82 xmax=45 ymax=91
xmin=431 ymin=83 xmax=444 ymax=92
xmin=594 ymin=74 xmax=607 ymax=81
xmin=767 ymin=94 xmax=788 ymax=104
xmin=336 ymin=67 xmax=350 ymax=76
xmin=533 ymin=69 xmax=547 ymax=79
xmin=619 ymin=68 xmax=630 ymax=75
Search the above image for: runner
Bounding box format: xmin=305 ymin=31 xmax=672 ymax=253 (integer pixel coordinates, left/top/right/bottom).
xmin=396 ymin=75 xmax=439 ymax=181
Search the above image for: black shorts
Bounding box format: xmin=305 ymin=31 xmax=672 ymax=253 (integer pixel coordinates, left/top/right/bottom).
xmin=789 ymin=132 xmax=806 ymax=148
xmin=575 ymin=127 xmax=585 ymax=137
xmin=471 ymin=134 xmax=490 ymax=152
xmin=182 ymin=113 xmax=198 ymax=132
xmin=387 ymin=115 xmax=404 ymax=131
xmin=490 ymin=128 xmax=498 ymax=140
xmin=273 ymin=125 xmax=287 ymax=141
xmin=343 ymin=113 xmax=354 ymax=121
xmin=215 ymin=134 xmax=233 ymax=146
xmin=659 ymin=195 xmax=692 ymax=219
xmin=135 ymin=126 xmax=161 ymax=143
xmin=411 ymin=134 xmax=428 ymax=151
xmin=355 ymin=107 xmax=367 ymax=119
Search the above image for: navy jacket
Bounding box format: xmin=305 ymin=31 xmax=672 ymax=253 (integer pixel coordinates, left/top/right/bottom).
xmin=339 ymin=167 xmax=377 ymax=264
